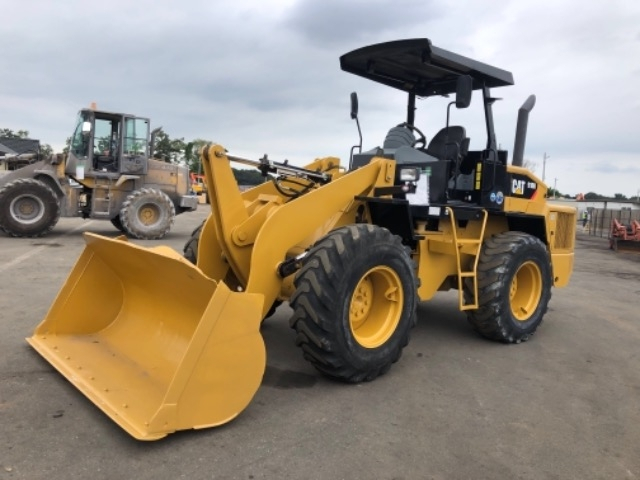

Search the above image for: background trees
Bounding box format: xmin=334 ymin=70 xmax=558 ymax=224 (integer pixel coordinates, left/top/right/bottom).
xmin=0 ymin=128 xmax=30 ymax=138
xmin=1 ymin=125 xmax=637 ymax=193
xmin=152 ymin=131 xmax=185 ymax=163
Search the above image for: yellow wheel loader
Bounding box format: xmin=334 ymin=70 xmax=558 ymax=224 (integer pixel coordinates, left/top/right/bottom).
xmin=27 ymin=39 xmax=576 ymax=440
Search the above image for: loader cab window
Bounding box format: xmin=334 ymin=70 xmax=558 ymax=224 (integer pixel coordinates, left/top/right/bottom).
xmin=94 ymin=119 xmax=119 ymax=156
xmin=70 ymin=112 xmax=91 ymax=158
xmin=93 ymin=117 xmax=121 ymax=172
xmin=124 ymin=118 xmax=149 ymax=156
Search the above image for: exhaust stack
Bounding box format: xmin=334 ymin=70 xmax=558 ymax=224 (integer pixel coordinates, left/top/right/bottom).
xmin=512 ymin=95 xmax=536 ymax=167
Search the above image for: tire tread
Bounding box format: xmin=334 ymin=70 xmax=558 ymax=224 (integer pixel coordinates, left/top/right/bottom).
xmin=465 ymin=231 xmax=552 ymax=343
xmin=0 ymin=178 xmax=60 ymax=237
xmin=290 ymin=224 xmax=417 ymax=383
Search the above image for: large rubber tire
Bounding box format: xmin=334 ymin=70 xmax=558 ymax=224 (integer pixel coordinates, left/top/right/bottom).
xmin=289 ymin=224 xmax=417 ymax=383
xmin=110 ymin=214 xmax=126 ymax=233
xmin=183 ymin=221 xmax=204 ymax=264
xmin=120 ymin=188 xmax=175 ymax=240
xmin=464 ymin=231 xmax=552 ymax=343
xmin=0 ymin=178 xmax=60 ymax=237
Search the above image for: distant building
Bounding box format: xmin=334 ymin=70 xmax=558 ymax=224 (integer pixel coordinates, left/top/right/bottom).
xmin=0 ymin=137 xmax=40 ymax=156
xmin=0 ymin=137 xmax=41 ymax=171
xmin=548 ymin=198 xmax=640 ymax=215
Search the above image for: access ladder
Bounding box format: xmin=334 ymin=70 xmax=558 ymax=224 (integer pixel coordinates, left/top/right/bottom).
xmin=446 ymin=207 xmax=488 ymax=311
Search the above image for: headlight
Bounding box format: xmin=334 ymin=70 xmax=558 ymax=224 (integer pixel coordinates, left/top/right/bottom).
xmin=399 ymin=167 xmax=420 ymax=182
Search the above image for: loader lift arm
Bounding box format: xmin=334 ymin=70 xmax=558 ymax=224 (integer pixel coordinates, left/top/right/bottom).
xmin=199 ymin=144 xmax=396 ymax=318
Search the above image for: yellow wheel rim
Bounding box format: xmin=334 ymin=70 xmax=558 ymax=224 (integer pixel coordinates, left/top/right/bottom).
xmin=138 ymin=204 xmax=160 ymax=226
xmin=349 ymin=266 xmax=404 ymax=348
xmin=510 ymin=261 xmax=542 ymax=322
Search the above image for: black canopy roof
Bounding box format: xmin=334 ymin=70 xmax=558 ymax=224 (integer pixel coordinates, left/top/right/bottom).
xmin=340 ymin=39 xmax=514 ymax=97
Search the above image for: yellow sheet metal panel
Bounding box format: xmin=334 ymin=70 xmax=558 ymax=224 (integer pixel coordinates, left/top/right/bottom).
xmin=503 ymin=196 xmax=548 ymax=216
xmin=416 ymin=214 xmax=510 ymax=301
xmin=416 ymin=241 xmax=458 ymax=301
xmin=28 ymin=233 xmax=265 ymax=440
xmin=506 ymin=165 xmax=548 ymax=204
xmin=550 ymin=252 xmax=574 ymax=287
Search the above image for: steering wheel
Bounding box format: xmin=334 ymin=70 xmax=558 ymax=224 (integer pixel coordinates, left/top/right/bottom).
xmin=397 ymin=123 xmax=427 ymax=149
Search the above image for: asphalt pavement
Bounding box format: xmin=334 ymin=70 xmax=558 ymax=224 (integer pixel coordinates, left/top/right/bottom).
xmin=1 ymin=209 xmax=639 ymax=480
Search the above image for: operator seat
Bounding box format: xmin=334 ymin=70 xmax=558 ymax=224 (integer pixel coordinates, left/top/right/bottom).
xmin=351 ymin=124 xmax=437 ymax=169
xmin=425 ymin=126 xmax=468 ymax=160
xmin=383 ymin=125 xmax=416 ymax=149
xmin=383 ymin=125 xmax=440 ymax=165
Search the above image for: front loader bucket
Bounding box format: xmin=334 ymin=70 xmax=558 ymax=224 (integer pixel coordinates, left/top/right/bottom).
xmin=27 ymin=233 xmax=266 ymax=441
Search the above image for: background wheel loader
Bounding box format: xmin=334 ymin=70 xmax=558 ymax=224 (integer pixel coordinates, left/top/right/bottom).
xmin=0 ymin=107 xmax=197 ymax=239
xmin=27 ymin=38 xmax=576 ymax=440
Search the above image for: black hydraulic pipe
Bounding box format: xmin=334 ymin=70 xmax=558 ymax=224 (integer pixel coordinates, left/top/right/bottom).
xmin=227 ymin=154 xmax=331 ymax=184
xmin=512 ymin=95 xmax=536 ymax=167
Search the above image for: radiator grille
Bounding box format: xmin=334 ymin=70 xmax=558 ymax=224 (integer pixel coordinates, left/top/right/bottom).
xmin=554 ymin=211 xmax=575 ymax=249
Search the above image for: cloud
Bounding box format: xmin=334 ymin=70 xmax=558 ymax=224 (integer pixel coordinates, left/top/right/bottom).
xmin=589 ymin=161 xmax=640 ymax=176
xmin=1 ymin=0 xmax=639 ymax=197
xmin=283 ymin=0 xmax=444 ymax=47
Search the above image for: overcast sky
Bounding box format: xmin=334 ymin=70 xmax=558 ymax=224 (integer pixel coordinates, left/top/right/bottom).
xmin=2 ymin=0 xmax=639 ymax=197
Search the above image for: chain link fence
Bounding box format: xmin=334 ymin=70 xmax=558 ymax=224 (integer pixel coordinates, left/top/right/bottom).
xmin=584 ymin=208 xmax=640 ymax=238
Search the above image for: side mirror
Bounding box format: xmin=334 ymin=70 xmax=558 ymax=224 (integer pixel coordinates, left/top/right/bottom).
xmin=350 ymin=92 xmax=359 ymax=119
xmin=349 ymin=92 xmax=363 ymax=169
xmin=81 ymin=121 xmax=92 ymax=135
xmin=455 ymin=75 xmax=473 ymax=109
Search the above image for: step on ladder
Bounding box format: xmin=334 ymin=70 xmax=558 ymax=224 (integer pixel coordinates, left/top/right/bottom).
xmin=446 ymin=207 xmax=488 ymax=311
xmin=91 ymin=177 xmax=113 ymax=218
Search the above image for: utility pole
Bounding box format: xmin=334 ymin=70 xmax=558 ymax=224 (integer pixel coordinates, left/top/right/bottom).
xmin=553 ymin=178 xmax=557 ymax=199
xmin=542 ymin=152 xmax=550 ymax=183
